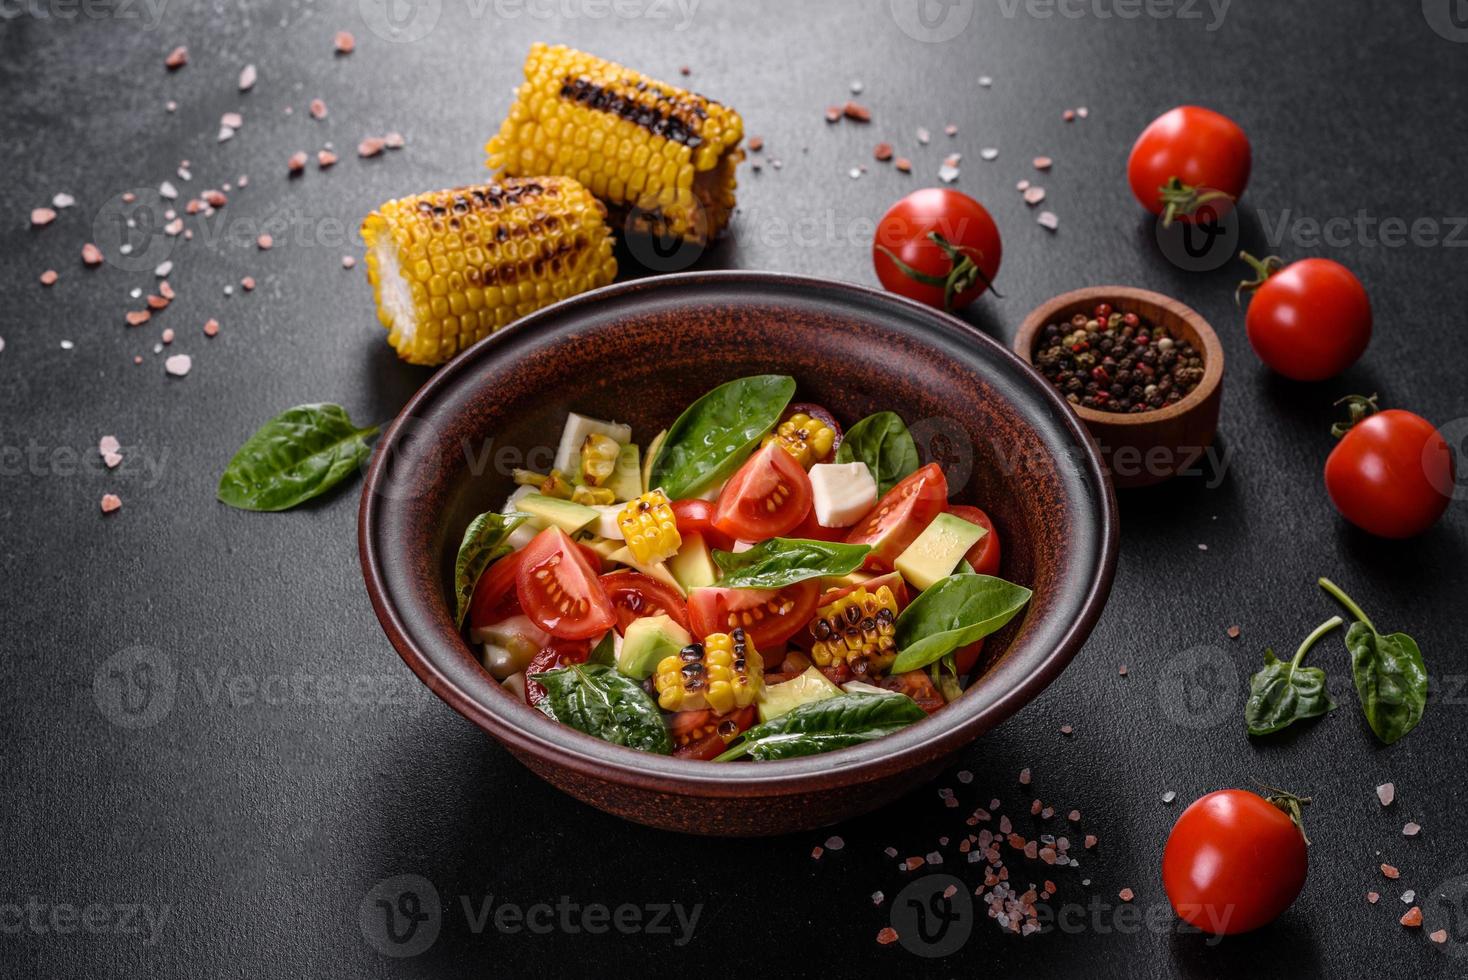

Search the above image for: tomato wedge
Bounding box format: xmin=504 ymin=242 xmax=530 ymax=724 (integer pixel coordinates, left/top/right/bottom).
xmin=688 ymin=581 xmax=821 ymax=650
xmin=844 ymin=462 xmax=948 ymax=570
xmin=524 ymin=638 xmax=591 ymax=708
xmin=599 ymin=571 xmax=690 ymax=633
xmin=953 ymin=639 xmax=985 ymax=676
xmin=791 ymin=503 xmax=849 ymax=543
xmin=669 ymin=705 xmax=756 ymax=760
xmin=816 ymin=570 xmax=911 ymax=612
xmin=880 ymin=670 xmax=946 ymax=714
xmin=946 ymin=505 xmax=1000 ymax=576
xmin=515 ymin=527 xmax=616 ymax=640
xmin=670 ymin=498 xmax=737 ymax=552
xmin=712 ymin=442 xmax=813 ymax=541
xmin=467 ymin=549 xmax=525 ymax=632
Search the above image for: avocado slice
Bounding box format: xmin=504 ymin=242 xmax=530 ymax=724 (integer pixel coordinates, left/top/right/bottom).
xmin=516 ymin=493 xmax=599 ymax=534
xmin=607 ymin=443 xmax=642 ymax=502
xmin=756 ymin=665 xmax=843 ymax=723
xmin=669 ymin=533 xmax=718 ymax=591
xmin=894 ymin=512 xmax=986 ymax=591
xmin=618 ymin=614 xmax=691 ymax=679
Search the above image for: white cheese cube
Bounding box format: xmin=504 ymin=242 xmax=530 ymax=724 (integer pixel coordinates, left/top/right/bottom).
xmin=809 ymin=462 xmax=878 ymax=527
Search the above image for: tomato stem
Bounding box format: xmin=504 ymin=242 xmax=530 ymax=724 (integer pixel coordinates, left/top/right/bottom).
xmin=1329 ymin=393 xmax=1380 ymax=439
xmin=1317 ymin=577 xmax=1376 ymax=632
xmin=1158 ymin=176 xmax=1235 ymax=228
xmin=876 ymin=231 xmax=1001 ymax=311
xmin=1233 ymin=250 xmax=1286 ymax=307
xmin=1255 ymin=782 xmax=1314 ymax=844
xmin=1292 ymin=615 xmax=1344 ymax=669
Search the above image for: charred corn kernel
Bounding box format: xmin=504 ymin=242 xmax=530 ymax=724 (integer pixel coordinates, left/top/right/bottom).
xmin=571 ymin=484 xmax=615 ymax=506
xmin=763 ymin=412 xmax=838 ymax=469
xmin=618 ymin=489 xmax=681 ymax=564
xmin=669 ymin=709 xmax=752 ymax=750
xmin=514 ymin=468 xmax=575 ymax=499
xmin=808 ymin=585 xmax=900 ymax=676
xmin=486 ymin=43 xmax=745 ymax=245
xmin=655 ymin=629 xmax=763 ymax=714
xmin=580 ymin=433 xmax=619 ymax=486
xmin=362 ymin=178 xmax=617 ymax=365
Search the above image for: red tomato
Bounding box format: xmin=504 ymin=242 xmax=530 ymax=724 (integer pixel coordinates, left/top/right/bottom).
xmin=815 ymin=570 xmax=911 ymax=611
xmin=953 ymin=640 xmax=985 ymax=676
xmin=1163 ymin=789 xmax=1308 ymax=936
xmin=713 ymin=442 xmax=813 ymax=540
xmin=1325 ymin=404 xmax=1454 ymax=538
xmin=873 ymin=188 xmax=1002 ymax=311
xmin=1240 ymin=255 xmax=1371 ymax=381
xmin=523 ymin=638 xmax=591 ymax=708
xmin=764 ymin=649 xmax=814 ymax=685
xmin=671 ymin=499 xmax=736 ymax=552
xmin=688 ymin=581 xmax=821 ymax=650
xmin=467 ymin=549 xmax=525 ymax=631
xmin=791 ymin=503 xmax=849 ymax=543
xmin=669 ymin=705 xmax=756 ymax=760
xmin=514 ymin=527 xmax=616 ymax=640
xmin=1127 ymin=106 xmax=1251 ymax=224
xmin=946 ymin=505 xmax=1001 ymax=576
xmin=879 ymin=670 xmax=945 ymax=715
xmin=844 ymin=462 xmax=948 ymax=570
xmin=598 ymin=571 xmax=690 ymax=633
xmin=782 ymin=402 xmax=844 ymax=464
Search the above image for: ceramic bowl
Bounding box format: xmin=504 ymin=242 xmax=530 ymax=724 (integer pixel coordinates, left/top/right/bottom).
xmin=360 ymin=272 xmax=1117 ymax=835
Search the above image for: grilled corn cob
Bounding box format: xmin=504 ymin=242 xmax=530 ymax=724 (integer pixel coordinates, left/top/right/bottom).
xmin=763 ymin=412 xmax=838 ymax=469
xmin=570 ymin=484 xmax=615 ymax=506
xmin=485 ymin=43 xmax=744 ymax=245
xmin=655 ymin=629 xmax=763 ymax=714
xmin=513 ymin=468 xmax=575 ymax=499
xmin=580 ymin=433 xmax=620 ymax=486
xmin=618 ymin=489 xmax=681 ymax=564
xmin=361 ymin=178 xmax=617 ymax=365
xmin=807 ymin=584 xmax=900 ymax=677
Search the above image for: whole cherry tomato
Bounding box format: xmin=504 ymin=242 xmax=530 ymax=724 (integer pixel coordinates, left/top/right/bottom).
xmin=1325 ymin=396 xmax=1454 ymax=538
xmin=1162 ymin=789 xmax=1309 ymax=936
xmin=1127 ymin=106 xmax=1251 ymax=225
xmin=1238 ymin=253 xmax=1372 ymax=381
xmin=873 ymin=188 xmax=1002 ymax=311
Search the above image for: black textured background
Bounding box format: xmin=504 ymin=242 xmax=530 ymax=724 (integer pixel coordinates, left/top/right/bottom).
xmin=3 ymin=0 xmax=1467 ymax=976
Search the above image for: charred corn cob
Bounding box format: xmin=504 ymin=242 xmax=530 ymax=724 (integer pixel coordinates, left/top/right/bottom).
xmin=763 ymin=412 xmax=838 ymax=469
xmin=361 ymin=178 xmax=617 ymax=365
xmin=618 ymin=489 xmax=681 ymax=564
xmin=580 ymin=433 xmax=619 ymax=486
xmin=485 ymin=43 xmax=744 ymax=245
xmin=655 ymin=629 xmax=763 ymax=714
xmin=514 ymin=468 xmax=575 ymax=499
xmin=807 ymin=584 xmax=900 ymax=677
xmin=570 ymin=484 xmax=615 ymax=506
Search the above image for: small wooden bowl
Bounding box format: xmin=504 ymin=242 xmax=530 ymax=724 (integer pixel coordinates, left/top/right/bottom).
xmin=1014 ymin=287 xmax=1224 ymax=489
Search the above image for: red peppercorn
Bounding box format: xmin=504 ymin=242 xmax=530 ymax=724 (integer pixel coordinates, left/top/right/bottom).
xmin=1123 ymin=313 xmax=1139 ymax=327
xmin=1071 ymin=341 xmax=1089 ymax=353
xmin=1135 ymin=334 xmax=1150 ymax=345
xmin=1093 ymin=390 xmax=1110 ymax=403
xmin=1091 ymin=366 xmax=1110 ymax=383
xmin=1095 ymin=303 xmax=1113 ymax=319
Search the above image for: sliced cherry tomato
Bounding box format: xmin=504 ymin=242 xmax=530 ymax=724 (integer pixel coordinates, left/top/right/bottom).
xmin=669 ymin=705 xmax=756 ymax=760
xmin=467 ymin=549 xmax=525 ymax=631
xmin=670 ymin=498 xmax=737 ymax=552
xmin=792 ymin=503 xmax=849 ymax=543
xmin=523 ymin=638 xmax=591 ymax=708
xmin=713 ymin=442 xmax=813 ymax=541
xmin=1163 ymin=789 xmax=1309 ymax=935
xmin=946 ymin=505 xmax=1001 ymax=576
xmin=873 ymin=188 xmax=1002 ymax=312
xmin=879 ymin=670 xmax=945 ymax=715
xmin=815 ymin=570 xmax=911 ymax=611
xmin=598 ymin=571 xmax=690 ymax=633
xmin=1127 ymin=106 xmax=1251 ymax=225
xmin=818 ymin=662 xmax=852 ymax=687
xmin=953 ymin=639 xmax=985 ymax=676
xmin=1325 ymin=399 xmax=1453 ymax=539
xmin=688 ymin=580 xmax=821 ymax=650
xmin=1239 ymin=254 xmax=1371 ymax=382
xmin=844 ymin=462 xmax=948 ymax=571
xmin=515 ymin=527 xmax=616 ymax=640
xmin=764 ymin=649 xmax=814 ymax=685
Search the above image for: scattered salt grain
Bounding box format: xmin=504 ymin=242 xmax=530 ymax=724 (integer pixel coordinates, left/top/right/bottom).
xmin=1367 ymin=891 xmax=1379 ymax=904
xmin=1402 ymin=890 xmax=1416 ymax=903
xmin=944 ymin=124 xmax=957 ymax=137
xmin=1118 ymin=888 xmax=1134 ymax=902
xmin=384 ymin=131 xmax=405 ymax=149
xmin=100 ymin=494 xmax=122 ymax=514
xmin=310 ymin=98 xmax=328 ymax=120
xmin=1162 ymin=791 xmax=1177 ymax=804
xmin=1118 ymin=664 xmax=1128 ymax=676
xmin=99 ymin=436 xmax=120 ymax=456
xmin=978 ymin=76 xmax=992 ymax=87
xmin=871 ymin=891 xmax=884 ymax=906
xmin=957 ymin=770 xmax=973 ymax=784
xmin=1431 ymin=929 xmax=1448 ymax=943
xmin=980 ymin=148 xmax=998 ymax=161
xmin=1401 ymin=907 xmax=1422 ymax=928
xmin=161 ymin=328 xmax=175 ymax=344
xmin=358 ymin=137 xmax=386 ymax=158
xmin=52 ymin=192 xmax=75 ymax=209
xmin=40 ymin=270 xmax=58 ymax=286
xmin=81 ymin=243 xmax=104 ymax=266
xmin=159 ymin=181 xmax=178 ymax=199
xmin=916 ymin=127 xmax=930 ymax=145
xmin=164 ymin=354 xmax=192 ymax=377
xmin=876 ymin=927 xmax=898 ymax=945
xmin=810 ymin=846 xmax=823 ymax=860
xmin=1403 ymin=822 xmax=1421 ymax=837
xmin=341 ymin=255 xmax=357 ymax=269
xmin=31 ymin=207 xmax=57 ymax=227
xmin=60 ymin=340 xmax=74 ymax=350
xmin=825 ymin=836 xmax=844 ymax=851
xmin=1037 ymin=212 xmax=1059 ymax=231
xmin=204 ymin=319 xmax=220 ymax=337
xmin=154 ymin=260 xmax=173 ymax=277
xmin=1019 ymin=768 xmax=1031 ymax=785
xmin=1023 ymin=186 xmax=1046 ymax=206
xmin=239 ymin=64 xmax=257 ymax=91
xmin=1381 ymin=863 xmax=1400 ymax=879
xmin=937 ymin=162 xmax=960 ymax=183
xmin=165 ymin=45 xmax=188 ymax=70
xmin=256 ymin=234 xmax=273 ymax=250
xmin=334 ymin=30 xmax=355 ymax=54
xmin=1376 ymin=783 xmax=1395 ymax=806
xmin=104 ymin=452 xmax=123 ymax=469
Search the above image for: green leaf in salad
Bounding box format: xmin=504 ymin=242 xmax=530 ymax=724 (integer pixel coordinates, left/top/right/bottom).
xmin=531 ymin=664 xmax=672 ymax=754
xmin=452 ymin=510 xmax=529 ymax=627
xmin=714 ymin=692 xmax=927 ymax=761
xmin=835 ymin=411 xmax=919 ymax=496
xmin=217 ymin=403 xmax=380 ymax=512
xmin=648 ymin=375 xmax=796 ymax=499
xmin=711 ymin=538 xmax=871 ymax=590
xmin=1319 ymin=577 xmax=1428 ymax=745
xmin=587 ymin=630 xmax=617 ymax=667
xmin=1244 ymin=616 xmax=1341 ymax=736
xmin=889 ymin=573 xmax=1033 ymax=674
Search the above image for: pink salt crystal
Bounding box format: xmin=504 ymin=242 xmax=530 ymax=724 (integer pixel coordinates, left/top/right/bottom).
xmin=100 ymin=494 xmax=122 ymax=514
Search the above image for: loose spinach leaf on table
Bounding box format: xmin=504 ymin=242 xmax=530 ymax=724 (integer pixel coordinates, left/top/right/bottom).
xmin=712 ymin=538 xmax=871 ymax=589
xmin=217 ymin=403 xmax=380 ymax=512
xmin=1244 ymin=617 xmax=1340 ymax=736
xmin=1319 ymin=577 xmax=1428 ymax=745
xmin=835 ymin=411 xmax=920 ymax=496
xmin=531 ymin=664 xmax=672 ymax=754
xmin=452 ymin=511 xmax=530 ymax=627
xmin=889 ymin=573 xmax=1033 ymax=673
xmin=648 ymin=375 xmax=796 ymax=499
xmin=715 ymin=693 xmax=926 ymax=761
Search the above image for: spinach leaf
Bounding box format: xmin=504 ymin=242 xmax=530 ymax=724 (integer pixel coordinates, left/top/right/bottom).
xmin=1244 ymin=616 xmax=1340 ymax=736
xmin=715 ymin=693 xmax=926 ymax=761
xmin=531 ymin=664 xmax=672 ymax=754
xmin=835 ymin=411 xmax=919 ymax=496
xmin=712 ymin=538 xmax=871 ymax=589
xmin=217 ymin=403 xmax=379 ymax=512
xmin=587 ymin=630 xmax=617 ymax=667
xmin=648 ymin=375 xmax=796 ymax=499
xmin=1320 ymin=577 xmax=1428 ymax=745
xmin=452 ymin=510 xmax=529 ymax=627
xmin=889 ymin=573 xmax=1033 ymax=673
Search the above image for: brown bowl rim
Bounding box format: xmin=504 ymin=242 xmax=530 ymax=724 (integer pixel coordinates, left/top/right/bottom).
xmin=359 ymin=271 xmax=1119 ymax=798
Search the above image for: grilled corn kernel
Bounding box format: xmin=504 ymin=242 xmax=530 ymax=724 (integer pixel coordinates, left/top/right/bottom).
xmin=580 ymin=433 xmax=619 ymax=487
xmin=571 ymin=484 xmax=615 ymax=506
xmin=513 ymin=468 xmax=574 ymax=499
xmin=618 ymin=489 xmax=681 ymax=564
xmin=762 ymin=412 xmax=837 ymax=469
xmin=361 ymin=178 xmax=617 ymax=365
xmin=655 ymin=629 xmax=763 ymax=714
xmin=485 ymin=43 xmax=745 ymax=245
xmin=808 ymin=585 xmax=900 ymax=677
